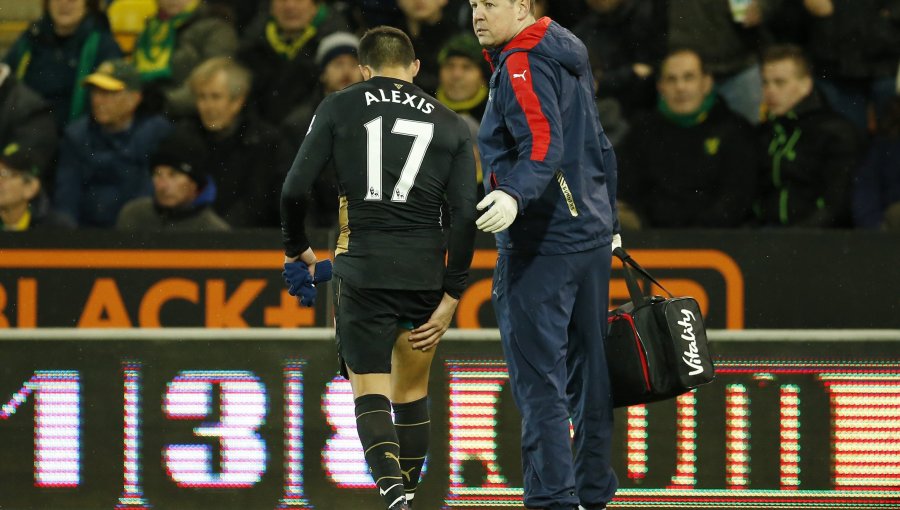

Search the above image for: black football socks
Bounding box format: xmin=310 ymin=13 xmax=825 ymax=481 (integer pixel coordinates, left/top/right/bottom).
xmin=355 ymin=394 xmax=406 ymax=509
xmin=392 ymin=396 xmax=430 ymax=507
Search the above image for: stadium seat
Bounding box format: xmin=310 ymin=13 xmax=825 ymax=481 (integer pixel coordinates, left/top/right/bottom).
xmin=107 ymin=0 xmax=157 ymax=54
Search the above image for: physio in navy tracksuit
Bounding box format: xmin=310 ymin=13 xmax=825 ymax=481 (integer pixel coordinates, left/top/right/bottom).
xmin=471 ymin=1 xmax=621 ymax=509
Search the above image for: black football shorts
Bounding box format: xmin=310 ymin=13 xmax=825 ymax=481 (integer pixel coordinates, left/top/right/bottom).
xmin=333 ymin=277 xmax=443 ymax=378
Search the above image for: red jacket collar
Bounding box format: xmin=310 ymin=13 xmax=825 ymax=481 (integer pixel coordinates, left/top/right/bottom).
xmin=503 ymin=16 xmax=551 ymax=53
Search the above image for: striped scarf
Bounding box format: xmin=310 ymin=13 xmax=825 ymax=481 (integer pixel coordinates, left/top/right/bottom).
xmin=134 ymin=0 xmax=200 ymax=81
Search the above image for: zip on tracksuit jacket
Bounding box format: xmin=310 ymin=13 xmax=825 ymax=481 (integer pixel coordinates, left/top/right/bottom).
xmin=478 ymin=17 xmax=619 ymax=256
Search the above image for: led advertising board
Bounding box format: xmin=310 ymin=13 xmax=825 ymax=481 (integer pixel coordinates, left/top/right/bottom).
xmin=1 ymin=335 xmax=898 ymax=509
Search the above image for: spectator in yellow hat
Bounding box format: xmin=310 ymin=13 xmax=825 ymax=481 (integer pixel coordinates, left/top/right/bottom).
xmin=54 ymin=59 xmax=172 ymax=228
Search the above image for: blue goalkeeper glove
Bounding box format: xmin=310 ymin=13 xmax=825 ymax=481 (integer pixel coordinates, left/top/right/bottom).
xmin=312 ymin=259 xmax=333 ymax=283
xmin=283 ymin=260 xmax=333 ymax=307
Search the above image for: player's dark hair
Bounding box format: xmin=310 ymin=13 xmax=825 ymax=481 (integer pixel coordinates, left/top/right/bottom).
xmin=358 ymin=26 xmax=416 ymax=70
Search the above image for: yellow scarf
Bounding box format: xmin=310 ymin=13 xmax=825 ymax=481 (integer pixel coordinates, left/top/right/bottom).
xmin=265 ymin=20 xmax=317 ymax=60
xmin=436 ymin=85 xmax=488 ymax=113
xmin=134 ymin=0 xmax=200 ymax=80
xmin=3 ymin=209 xmax=31 ymax=231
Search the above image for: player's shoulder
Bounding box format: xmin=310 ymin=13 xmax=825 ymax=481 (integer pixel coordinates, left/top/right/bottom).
xmin=326 ymin=79 xmax=468 ymax=134
xmin=321 ymin=81 xmax=369 ymax=107
xmin=427 ymin=98 xmax=473 ymax=136
xmin=423 ymin=91 xmax=461 ymax=119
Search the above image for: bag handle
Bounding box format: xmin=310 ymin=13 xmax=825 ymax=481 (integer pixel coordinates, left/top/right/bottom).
xmin=613 ymin=247 xmax=674 ymax=305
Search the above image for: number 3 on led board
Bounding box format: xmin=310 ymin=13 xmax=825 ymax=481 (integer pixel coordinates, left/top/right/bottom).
xmin=363 ymin=117 xmax=434 ymax=202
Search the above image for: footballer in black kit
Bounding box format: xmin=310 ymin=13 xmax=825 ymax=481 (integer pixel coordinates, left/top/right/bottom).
xmin=282 ymin=76 xmax=476 ymax=297
xmin=280 ymin=26 xmax=477 ymax=510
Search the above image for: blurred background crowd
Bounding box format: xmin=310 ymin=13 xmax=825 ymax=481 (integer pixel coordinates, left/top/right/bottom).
xmin=0 ymin=0 xmax=898 ymax=233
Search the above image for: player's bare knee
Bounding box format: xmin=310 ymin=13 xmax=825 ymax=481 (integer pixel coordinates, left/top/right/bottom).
xmin=391 ymin=384 xmax=428 ymax=404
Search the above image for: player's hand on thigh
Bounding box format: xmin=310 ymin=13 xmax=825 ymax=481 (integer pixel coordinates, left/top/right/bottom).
xmin=409 ymin=293 xmax=459 ymax=351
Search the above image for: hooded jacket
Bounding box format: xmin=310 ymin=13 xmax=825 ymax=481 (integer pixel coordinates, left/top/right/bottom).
xmin=55 ymin=114 xmax=173 ymax=227
xmin=757 ymin=89 xmax=861 ymax=227
xmin=478 ymin=17 xmax=618 ymax=255
xmin=618 ymin=96 xmax=758 ymax=228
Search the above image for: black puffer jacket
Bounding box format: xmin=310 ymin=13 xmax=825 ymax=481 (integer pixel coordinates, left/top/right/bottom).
xmin=618 ymin=98 xmax=759 ymax=228
xmin=175 ymin=112 xmax=291 ymax=228
xmin=757 ymin=89 xmax=862 ymax=227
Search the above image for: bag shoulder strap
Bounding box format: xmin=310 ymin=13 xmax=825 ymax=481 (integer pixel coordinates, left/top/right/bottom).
xmin=613 ymin=247 xmax=674 ymax=305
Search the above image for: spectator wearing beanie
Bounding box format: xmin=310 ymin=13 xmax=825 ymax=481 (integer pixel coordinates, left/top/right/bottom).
xmin=281 ymin=32 xmax=362 ymax=229
xmin=116 ymin=130 xmax=229 ymax=231
xmin=316 ymin=31 xmax=361 ymax=90
xmin=237 ymin=0 xmax=350 ymax=127
xmin=282 ymin=32 xmax=362 ymax=135
xmin=436 ymin=34 xmax=489 ymax=122
xmin=434 ymin=34 xmax=489 ymax=198
xmin=283 ymin=31 xmax=361 ymax=143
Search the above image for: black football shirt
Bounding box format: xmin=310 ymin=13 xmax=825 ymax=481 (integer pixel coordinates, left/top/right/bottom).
xmin=281 ymin=76 xmax=477 ymax=296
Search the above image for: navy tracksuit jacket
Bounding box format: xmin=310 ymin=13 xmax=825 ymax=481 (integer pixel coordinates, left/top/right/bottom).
xmin=477 ymin=17 xmax=619 ymax=509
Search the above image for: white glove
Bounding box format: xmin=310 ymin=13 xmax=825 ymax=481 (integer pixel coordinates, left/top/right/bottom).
xmin=612 ymin=233 xmax=622 ymax=252
xmin=476 ymin=190 xmax=518 ymax=233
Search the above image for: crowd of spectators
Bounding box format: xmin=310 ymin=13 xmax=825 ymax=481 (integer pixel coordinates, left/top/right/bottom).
xmin=1 ymin=0 xmax=898 ymax=232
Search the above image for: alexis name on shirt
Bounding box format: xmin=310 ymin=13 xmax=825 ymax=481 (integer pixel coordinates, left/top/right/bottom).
xmin=364 ymin=88 xmax=435 ymax=114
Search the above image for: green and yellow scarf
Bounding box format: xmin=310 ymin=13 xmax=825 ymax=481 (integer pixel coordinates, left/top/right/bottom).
xmin=265 ymin=4 xmax=331 ymax=60
xmin=436 ymin=85 xmax=488 ymax=114
xmin=658 ymin=91 xmax=717 ymax=128
xmin=134 ymin=0 xmax=200 ymax=81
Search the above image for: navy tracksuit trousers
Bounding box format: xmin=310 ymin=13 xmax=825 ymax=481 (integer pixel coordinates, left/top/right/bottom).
xmin=492 ymin=244 xmax=618 ymax=510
